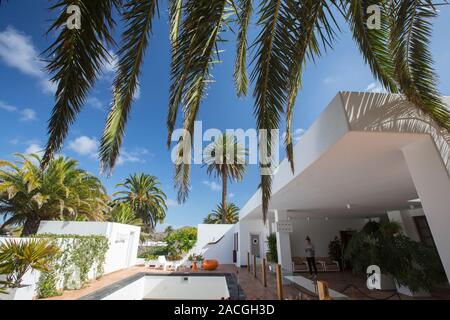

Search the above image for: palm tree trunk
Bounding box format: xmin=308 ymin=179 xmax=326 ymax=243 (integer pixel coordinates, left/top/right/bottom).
xmin=21 ymin=215 xmax=41 ymax=236
xmin=221 ymin=167 xmax=227 ymax=224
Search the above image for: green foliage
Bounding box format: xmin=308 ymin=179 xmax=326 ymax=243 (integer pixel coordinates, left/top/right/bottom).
xmin=113 ymin=173 xmax=167 ymax=232
xmin=138 ymin=246 xmax=168 ymax=260
xmin=266 ymin=233 xmax=278 ymax=263
xmin=0 ymin=239 xmax=59 ymax=288
xmin=328 ymin=237 xmax=343 ymax=269
xmin=344 ymin=221 xmax=446 ymax=292
xmin=188 ymin=253 xmax=204 ymax=262
xmin=32 ymin=234 xmax=109 ymax=298
xmin=0 ymin=280 xmax=10 ymax=294
xmin=164 ymin=227 xmax=197 ymax=259
xmin=107 ymin=202 xmax=143 ymax=226
xmin=203 ymin=203 xmax=240 ymax=224
xmin=0 ymin=153 xmax=109 ymax=236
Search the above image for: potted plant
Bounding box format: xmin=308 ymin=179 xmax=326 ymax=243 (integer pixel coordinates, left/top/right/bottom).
xmin=266 ymin=234 xmax=278 ymax=272
xmin=0 ymin=239 xmax=59 ymax=300
xmin=328 ymin=237 xmax=343 ymax=271
xmin=344 ymin=221 xmax=445 ymax=295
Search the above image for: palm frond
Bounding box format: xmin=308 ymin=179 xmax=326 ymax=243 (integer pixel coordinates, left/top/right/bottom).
xmin=169 ymin=0 xmax=232 ymax=202
xmin=389 ymin=0 xmax=449 ymax=130
xmin=251 ymin=0 xmax=288 ymax=221
xmin=41 ymin=0 xmax=119 ymax=168
xmin=100 ymin=0 xmax=159 ymax=174
xmin=234 ymin=0 xmax=253 ymax=97
xmin=285 ymin=0 xmax=338 ymax=173
xmin=346 ymin=0 xmax=398 ymax=92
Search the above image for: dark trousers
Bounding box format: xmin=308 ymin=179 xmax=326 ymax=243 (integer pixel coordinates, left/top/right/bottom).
xmin=306 ymin=257 xmax=318 ymax=275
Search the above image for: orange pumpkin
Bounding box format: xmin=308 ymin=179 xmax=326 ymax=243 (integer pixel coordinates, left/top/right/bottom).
xmin=202 ymin=259 xmax=219 ymax=271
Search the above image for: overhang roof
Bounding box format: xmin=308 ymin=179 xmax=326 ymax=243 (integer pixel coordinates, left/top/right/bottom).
xmin=240 ymin=92 xmax=450 ymax=220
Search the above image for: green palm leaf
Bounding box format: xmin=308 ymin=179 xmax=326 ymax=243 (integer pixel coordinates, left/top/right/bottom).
xmin=41 ymin=0 xmax=120 ymax=167
xmin=100 ymin=0 xmax=159 ymax=173
xmin=234 ymin=0 xmax=253 ymax=97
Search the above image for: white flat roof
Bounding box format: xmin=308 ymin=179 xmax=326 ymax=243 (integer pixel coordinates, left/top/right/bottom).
xmin=240 ymin=92 xmax=450 ymax=220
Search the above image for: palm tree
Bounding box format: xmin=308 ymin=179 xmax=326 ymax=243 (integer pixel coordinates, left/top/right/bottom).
xmin=203 ymin=203 xmax=240 ymax=224
xmin=0 ymin=154 xmax=109 ymax=236
xmin=107 ymin=202 xmax=143 ymax=226
xmin=203 ymin=134 xmax=247 ymax=223
xmin=113 ymin=173 xmax=167 ymax=232
xmin=36 ymin=0 xmax=449 ymax=221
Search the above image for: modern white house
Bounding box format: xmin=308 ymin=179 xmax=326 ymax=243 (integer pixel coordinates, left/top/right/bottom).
xmin=195 ymin=92 xmax=450 ymax=287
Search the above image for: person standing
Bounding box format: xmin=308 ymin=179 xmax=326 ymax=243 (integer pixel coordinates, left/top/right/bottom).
xmin=305 ymin=236 xmax=318 ymax=278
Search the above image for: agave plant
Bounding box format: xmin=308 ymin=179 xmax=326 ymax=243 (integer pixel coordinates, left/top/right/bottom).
xmin=204 ymin=203 xmax=240 ymax=224
xmin=0 ymin=154 xmax=109 ymax=236
xmin=34 ymin=0 xmax=449 ymax=221
xmin=0 ymin=239 xmax=60 ymax=288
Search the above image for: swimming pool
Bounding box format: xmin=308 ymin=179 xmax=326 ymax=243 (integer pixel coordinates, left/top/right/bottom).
xmin=79 ymin=273 xmax=245 ymax=300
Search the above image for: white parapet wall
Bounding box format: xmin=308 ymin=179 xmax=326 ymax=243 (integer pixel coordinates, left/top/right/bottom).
xmin=192 ymin=224 xmax=236 ymax=264
xmin=37 ymin=221 xmax=141 ymax=274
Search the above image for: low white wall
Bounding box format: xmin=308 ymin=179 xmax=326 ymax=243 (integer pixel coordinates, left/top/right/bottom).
xmin=38 ymin=221 xmax=141 ymax=273
xmin=289 ymin=218 xmax=367 ymax=257
xmin=193 ymin=224 xmax=236 ymax=264
xmin=102 ymin=276 xmax=229 ymax=300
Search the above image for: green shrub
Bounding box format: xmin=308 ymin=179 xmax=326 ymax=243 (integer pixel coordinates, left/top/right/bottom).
xmin=164 ymin=227 xmax=197 ymax=259
xmin=266 ymin=234 xmax=278 ymax=263
xmin=138 ymin=246 xmax=168 ymax=260
xmin=32 ymin=234 xmax=109 ymax=298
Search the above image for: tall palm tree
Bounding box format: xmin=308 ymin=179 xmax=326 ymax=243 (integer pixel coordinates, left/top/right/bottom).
xmin=204 ymin=203 xmax=240 ymax=224
xmin=203 ymin=134 xmax=247 ymax=223
xmin=113 ymin=173 xmax=167 ymax=232
xmin=36 ymin=0 xmax=449 ymax=221
xmin=0 ymin=154 xmax=108 ymax=236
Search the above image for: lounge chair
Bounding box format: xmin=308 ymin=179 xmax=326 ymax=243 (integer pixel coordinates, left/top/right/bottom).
xmin=292 ymin=257 xmax=309 ymax=272
xmin=316 ymin=257 xmax=340 ymax=272
xmin=156 ymin=256 xmax=172 ymax=271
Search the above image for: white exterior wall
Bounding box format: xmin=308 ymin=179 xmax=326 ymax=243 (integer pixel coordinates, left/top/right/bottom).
xmin=237 ymin=218 xmax=266 ymax=266
xmin=402 ymin=136 xmax=450 ymax=282
xmin=193 ymin=224 xmax=236 ymax=264
xmin=289 ymin=218 xmax=366 ymax=258
xmin=37 ymin=221 xmax=141 ymax=273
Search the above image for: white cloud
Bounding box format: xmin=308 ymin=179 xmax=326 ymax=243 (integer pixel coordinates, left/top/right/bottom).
xmin=68 ymin=136 xmax=99 ymax=157
xmin=25 ymin=143 xmax=43 ymax=155
xmin=102 ymin=51 xmax=118 ymax=75
xmin=0 ymin=26 xmax=56 ymax=95
xmin=20 ymin=108 xmax=37 ymax=121
xmin=0 ymin=100 xmax=37 ymax=122
xmin=134 ymin=85 xmax=141 ymax=100
xmin=365 ymin=82 xmax=386 ymax=93
xmin=229 ymin=193 xmax=235 ymax=199
xmin=0 ymin=100 xmax=18 ymax=112
xmin=87 ymin=97 xmax=105 ymax=111
xmin=116 ymin=148 xmax=149 ymax=166
xmin=203 ymin=180 xmax=221 ymax=192
xmin=323 ymin=76 xmax=338 ymax=85
xmin=166 ymin=199 xmax=180 ymax=207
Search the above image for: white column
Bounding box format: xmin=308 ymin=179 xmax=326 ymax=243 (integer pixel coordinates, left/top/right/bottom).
xmin=402 ymin=136 xmax=450 ymax=283
xmin=274 ymin=210 xmax=293 ymax=272
xmin=387 ymin=210 xmax=420 ymax=242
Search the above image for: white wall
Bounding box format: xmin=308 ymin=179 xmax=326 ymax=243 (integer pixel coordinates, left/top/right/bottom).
xmin=193 ymin=224 xmax=236 ymax=264
xmin=237 ymin=219 xmax=266 ymax=266
xmin=289 ymin=218 xmax=366 ymax=257
xmin=37 ymin=221 xmax=141 ymax=273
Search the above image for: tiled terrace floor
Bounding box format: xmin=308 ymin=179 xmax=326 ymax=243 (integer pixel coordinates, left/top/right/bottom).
xmin=42 ymin=264 xmax=450 ymax=300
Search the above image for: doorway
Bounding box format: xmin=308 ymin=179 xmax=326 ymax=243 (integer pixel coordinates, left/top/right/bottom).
xmin=250 ymin=234 xmax=261 ymax=258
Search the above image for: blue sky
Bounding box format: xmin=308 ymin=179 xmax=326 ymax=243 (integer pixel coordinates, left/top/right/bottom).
xmin=0 ymin=1 xmax=449 ymax=230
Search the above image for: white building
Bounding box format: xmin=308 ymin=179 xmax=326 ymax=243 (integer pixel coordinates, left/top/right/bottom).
xmin=196 ymin=92 xmax=450 ymax=286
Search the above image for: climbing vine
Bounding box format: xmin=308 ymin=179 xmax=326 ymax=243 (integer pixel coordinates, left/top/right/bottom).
xmin=32 ymin=234 xmax=109 ymax=298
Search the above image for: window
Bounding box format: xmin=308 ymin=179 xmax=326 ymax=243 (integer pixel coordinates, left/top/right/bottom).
xmin=413 ymin=216 xmax=436 ymax=249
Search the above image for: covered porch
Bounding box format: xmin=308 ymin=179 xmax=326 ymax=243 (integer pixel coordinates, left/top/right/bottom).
xmin=236 ymin=92 xmax=450 ymax=297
